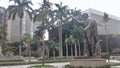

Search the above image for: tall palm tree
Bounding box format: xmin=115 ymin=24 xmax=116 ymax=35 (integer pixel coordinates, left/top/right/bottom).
xmin=49 ymin=39 xmax=58 ymax=60
xmin=65 ymin=37 xmax=69 ymax=57
xmin=74 ymin=38 xmax=79 ymax=57
xmin=103 ymin=12 xmax=110 ymax=59
xmin=54 ymin=2 xmax=70 ymax=57
xmin=33 ymin=0 xmax=54 ymax=65
xmin=103 ymin=12 xmax=110 ymax=53
xmin=66 ymin=35 xmax=75 ymax=58
xmin=7 ymin=0 xmax=33 ymax=59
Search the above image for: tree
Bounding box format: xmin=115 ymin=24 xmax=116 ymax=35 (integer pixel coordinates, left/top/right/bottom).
xmin=7 ymin=0 xmax=33 ymax=59
xmin=103 ymin=12 xmax=110 ymax=53
xmin=66 ymin=35 xmax=75 ymax=58
xmin=49 ymin=39 xmax=59 ymax=60
xmin=54 ymin=2 xmax=70 ymax=57
xmin=71 ymin=25 xmax=85 ymax=56
xmin=23 ymin=34 xmax=31 ymax=63
xmin=33 ymin=0 xmax=54 ymax=65
xmin=2 ymin=44 xmax=13 ymax=56
xmin=65 ymin=37 xmax=68 ymax=57
xmin=0 ymin=23 xmax=4 ymax=56
xmin=103 ymin=12 xmax=110 ymax=60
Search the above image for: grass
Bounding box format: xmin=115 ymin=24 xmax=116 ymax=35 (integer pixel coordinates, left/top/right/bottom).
xmin=28 ymin=65 xmax=54 ymax=68
xmin=107 ymin=62 xmax=120 ymax=66
xmin=0 ymin=56 xmax=71 ymax=66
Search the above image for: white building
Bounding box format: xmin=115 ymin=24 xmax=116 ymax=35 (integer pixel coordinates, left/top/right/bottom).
xmin=7 ymin=8 xmax=120 ymax=43
xmin=84 ymin=8 xmax=120 ymax=35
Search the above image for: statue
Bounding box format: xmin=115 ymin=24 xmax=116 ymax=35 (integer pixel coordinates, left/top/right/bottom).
xmin=73 ymin=12 xmax=101 ymax=57
xmin=82 ymin=13 xmax=101 ymax=57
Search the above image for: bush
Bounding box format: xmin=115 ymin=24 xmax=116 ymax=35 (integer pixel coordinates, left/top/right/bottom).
xmin=78 ymin=66 xmax=83 ymax=68
xmin=0 ymin=59 xmax=23 ymax=62
xmin=85 ymin=66 xmax=92 ymax=68
xmin=65 ymin=65 xmax=110 ymax=68
xmin=65 ymin=65 xmax=74 ymax=68
xmin=28 ymin=65 xmax=54 ymax=68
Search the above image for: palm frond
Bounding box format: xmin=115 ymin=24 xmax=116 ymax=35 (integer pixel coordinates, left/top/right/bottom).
xmin=26 ymin=10 xmax=32 ymax=20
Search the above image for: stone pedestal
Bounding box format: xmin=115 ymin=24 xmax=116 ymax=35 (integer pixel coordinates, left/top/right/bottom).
xmin=70 ymin=59 xmax=106 ymax=68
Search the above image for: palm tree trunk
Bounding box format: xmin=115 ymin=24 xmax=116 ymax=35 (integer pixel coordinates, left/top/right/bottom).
xmin=58 ymin=21 xmax=63 ymax=57
xmin=19 ymin=18 xmax=22 ymax=59
xmin=28 ymin=43 xmax=31 ymax=63
xmin=105 ymin=22 xmax=110 ymax=61
xmin=66 ymin=43 xmax=68 ymax=57
xmin=78 ymin=43 xmax=81 ymax=56
xmin=41 ymin=37 xmax=45 ymax=65
xmin=26 ymin=46 xmax=28 ymax=57
xmin=71 ymin=45 xmax=73 ymax=57
xmin=47 ymin=48 xmax=49 ymax=58
xmin=53 ymin=49 xmax=56 ymax=60
xmin=75 ymin=43 xmax=77 ymax=57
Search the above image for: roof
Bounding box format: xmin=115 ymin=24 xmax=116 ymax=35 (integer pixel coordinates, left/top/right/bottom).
xmin=84 ymin=8 xmax=120 ymax=21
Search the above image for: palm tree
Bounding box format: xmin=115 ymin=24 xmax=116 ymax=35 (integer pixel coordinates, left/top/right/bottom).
xmin=33 ymin=0 xmax=53 ymax=65
xmin=7 ymin=0 xmax=33 ymax=59
xmin=103 ymin=12 xmax=110 ymax=60
xmin=65 ymin=37 xmax=69 ymax=57
xmin=54 ymin=2 xmax=70 ymax=57
xmin=49 ymin=39 xmax=58 ymax=60
xmin=72 ymin=25 xmax=85 ymax=57
xmin=103 ymin=12 xmax=110 ymax=53
xmin=66 ymin=35 xmax=75 ymax=58
xmin=23 ymin=34 xmax=31 ymax=63
xmin=74 ymin=38 xmax=79 ymax=57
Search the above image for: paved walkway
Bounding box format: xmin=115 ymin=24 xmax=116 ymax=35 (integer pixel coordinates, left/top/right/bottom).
xmin=0 ymin=62 xmax=69 ymax=68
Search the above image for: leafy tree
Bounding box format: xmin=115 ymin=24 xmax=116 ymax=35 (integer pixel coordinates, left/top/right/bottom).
xmin=7 ymin=0 xmax=33 ymax=59
xmin=2 ymin=44 xmax=13 ymax=56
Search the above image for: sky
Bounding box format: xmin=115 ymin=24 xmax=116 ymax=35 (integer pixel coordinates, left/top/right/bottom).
xmin=0 ymin=0 xmax=120 ymax=17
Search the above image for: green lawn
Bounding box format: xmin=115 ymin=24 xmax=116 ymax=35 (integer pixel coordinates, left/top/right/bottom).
xmin=0 ymin=56 xmax=71 ymax=66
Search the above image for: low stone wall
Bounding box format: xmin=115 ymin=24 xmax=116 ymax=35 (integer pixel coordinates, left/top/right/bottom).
xmin=70 ymin=59 xmax=106 ymax=68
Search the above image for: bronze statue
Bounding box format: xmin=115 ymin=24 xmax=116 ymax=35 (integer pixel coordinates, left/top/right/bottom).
xmin=73 ymin=12 xmax=101 ymax=57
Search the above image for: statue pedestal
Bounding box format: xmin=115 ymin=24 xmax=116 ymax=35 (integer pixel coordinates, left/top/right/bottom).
xmin=70 ymin=59 xmax=106 ymax=68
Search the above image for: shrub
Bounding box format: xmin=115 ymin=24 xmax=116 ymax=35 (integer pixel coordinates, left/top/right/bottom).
xmin=65 ymin=65 xmax=74 ymax=68
xmin=96 ymin=65 xmax=110 ymax=68
xmin=85 ymin=66 xmax=92 ymax=68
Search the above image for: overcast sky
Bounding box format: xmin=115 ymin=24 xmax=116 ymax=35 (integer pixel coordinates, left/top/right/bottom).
xmin=0 ymin=0 xmax=120 ymax=17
